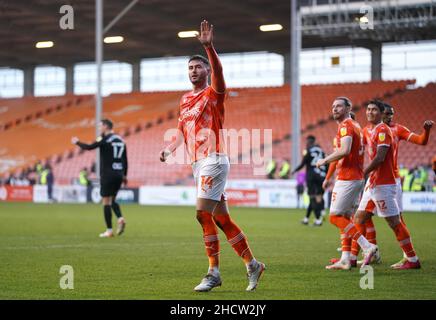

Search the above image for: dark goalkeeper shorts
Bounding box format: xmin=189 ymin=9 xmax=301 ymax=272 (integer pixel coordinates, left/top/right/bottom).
xmin=307 ymin=176 xmax=324 ymax=196
xmin=100 ymin=174 xmax=123 ymax=197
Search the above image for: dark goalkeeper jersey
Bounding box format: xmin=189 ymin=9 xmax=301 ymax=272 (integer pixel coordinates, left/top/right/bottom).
xmin=294 ymin=144 xmax=327 ymax=180
xmin=76 ymin=133 xmax=128 ymax=178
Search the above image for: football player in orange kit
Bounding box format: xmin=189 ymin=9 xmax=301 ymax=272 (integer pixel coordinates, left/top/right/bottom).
xmin=350 ymin=103 xmax=433 ymax=268
xmin=316 ymin=97 xmax=377 ymax=270
xmin=160 ymin=20 xmax=265 ymax=292
xmin=354 ymin=101 xmax=421 ymax=270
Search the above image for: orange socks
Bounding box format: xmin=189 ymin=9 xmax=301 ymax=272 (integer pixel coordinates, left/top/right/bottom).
xmin=330 ymin=215 xmax=373 ymax=254
xmin=340 ymin=231 xmax=352 ymax=254
xmin=213 ymin=213 xmax=254 ymax=264
xmin=393 ymin=222 xmax=418 ymax=262
xmin=351 ymin=223 xmax=365 ymax=258
xmin=365 ymin=218 xmax=377 ymax=245
xmin=196 ymin=211 xmax=220 ymax=269
xmin=330 ymin=215 xmax=362 ymax=241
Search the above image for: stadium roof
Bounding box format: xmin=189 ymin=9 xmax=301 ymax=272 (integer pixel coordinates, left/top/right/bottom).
xmin=2 ymin=0 xmax=436 ymax=68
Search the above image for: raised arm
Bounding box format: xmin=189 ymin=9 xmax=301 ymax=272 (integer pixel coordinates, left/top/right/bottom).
xmin=197 ymin=20 xmax=226 ymax=94
xmin=408 ymin=120 xmax=434 ymax=145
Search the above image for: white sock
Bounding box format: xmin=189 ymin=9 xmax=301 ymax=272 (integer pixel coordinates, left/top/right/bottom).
xmin=303 ymin=217 xmax=309 ymax=223
xmin=357 ymin=235 xmax=373 ymax=251
xmin=208 ymin=266 xmax=220 ymax=277
xmin=340 ymin=251 xmax=351 ymax=262
xmin=406 ymin=255 xmax=418 ymax=263
xmin=107 ymin=228 xmax=113 ymax=232
xmin=350 ymin=254 xmax=357 ymax=261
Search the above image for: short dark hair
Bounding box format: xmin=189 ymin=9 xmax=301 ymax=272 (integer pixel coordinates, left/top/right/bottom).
xmin=101 ymin=119 xmax=113 ymax=129
xmin=189 ymin=55 xmax=210 ymax=67
xmin=307 ymin=135 xmax=316 ymax=142
xmin=335 ymin=96 xmax=352 ymax=108
xmin=368 ymin=100 xmax=385 ymax=112
xmin=350 ymin=111 xmax=356 ymax=120
xmin=383 ymin=102 xmax=394 ymax=111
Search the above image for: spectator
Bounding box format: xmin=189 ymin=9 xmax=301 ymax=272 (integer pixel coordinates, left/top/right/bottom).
xmin=296 ymin=171 xmax=305 ymax=209
xmin=402 ymin=168 xmax=413 ymax=191
xmin=266 ymin=159 xmax=277 ymax=179
xmin=411 ymin=167 xmax=424 ymax=192
xmin=79 ymin=167 xmax=92 ymax=202
xmin=34 ymin=160 xmax=44 ymax=183
xmin=40 ymin=164 xmax=55 ymax=202
xmin=278 ymin=159 xmax=290 ymax=179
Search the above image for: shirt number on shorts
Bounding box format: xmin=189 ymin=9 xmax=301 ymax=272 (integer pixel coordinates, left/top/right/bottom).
xmin=376 ymin=200 xmax=387 ymax=212
xmin=332 ymin=192 xmax=337 ymax=203
xmin=201 ymin=176 xmax=214 ymax=192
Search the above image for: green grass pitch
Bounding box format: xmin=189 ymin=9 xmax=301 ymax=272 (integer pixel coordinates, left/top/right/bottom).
xmin=1 ymin=202 xmax=435 ymax=300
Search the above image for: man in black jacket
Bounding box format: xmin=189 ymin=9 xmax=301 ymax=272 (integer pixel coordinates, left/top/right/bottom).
xmin=72 ymin=119 xmax=128 ymax=237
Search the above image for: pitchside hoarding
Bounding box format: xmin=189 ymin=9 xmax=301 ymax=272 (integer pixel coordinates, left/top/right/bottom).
xmin=138 ymin=180 xmax=436 ymax=211
xmin=90 ymin=187 xmax=139 ymax=204
xmin=33 ymin=185 xmax=87 ymax=203
xmin=0 ymin=185 xmax=33 ymax=202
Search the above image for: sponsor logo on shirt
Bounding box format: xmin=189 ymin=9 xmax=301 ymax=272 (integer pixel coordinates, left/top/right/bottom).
xmin=340 ymin=127 xmax=347 ymax=136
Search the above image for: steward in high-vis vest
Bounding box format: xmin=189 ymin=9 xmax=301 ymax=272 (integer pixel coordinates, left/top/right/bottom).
xmin=278 ymin=160 xmax=290 ymax=179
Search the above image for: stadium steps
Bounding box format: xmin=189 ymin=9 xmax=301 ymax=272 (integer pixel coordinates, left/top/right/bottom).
xmin=1 ymin=80 xmax=419 ymax=185
xmin=0 ymin=95 xmax=93 ymax=132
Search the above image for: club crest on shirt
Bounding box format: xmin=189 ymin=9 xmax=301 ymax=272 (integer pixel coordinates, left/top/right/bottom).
xmin=340 ymin=127 xmax=347 ymax=137
xmin=378 ymin=132 xmax=386 ymax=142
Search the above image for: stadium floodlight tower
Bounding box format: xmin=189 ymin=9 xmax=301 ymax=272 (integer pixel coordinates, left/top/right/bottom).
xmin=290 ymin=0 xmax=302 ymax=172
xmin=94 ymin=0 xmax=138 ymax=178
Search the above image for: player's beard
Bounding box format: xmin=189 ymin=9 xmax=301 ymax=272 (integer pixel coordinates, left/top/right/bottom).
xmin=190 ymin=73 xmax=207 ymax=86
xmin=333 ymin=113 xmax=344 ymax=121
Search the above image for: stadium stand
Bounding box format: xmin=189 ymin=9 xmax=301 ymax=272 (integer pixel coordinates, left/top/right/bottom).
xmin=0 ymin=95 xmax=92 ymax=131
xmin=267 ymin=81 xmax=436 ymax=179
xmin=2 ymin=79 xmax=429 ymax=185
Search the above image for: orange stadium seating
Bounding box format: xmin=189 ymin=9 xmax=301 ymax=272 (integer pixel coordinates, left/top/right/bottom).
xmin=2 ymin=79 xmax=428 ymax=185
xmin=0 ymin=91 xmax=182 ymax=176
xmin=0 ymin=94 xmax=90 ymax=131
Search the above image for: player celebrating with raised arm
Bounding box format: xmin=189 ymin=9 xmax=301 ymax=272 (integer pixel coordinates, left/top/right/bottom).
xmin=71 ymin=119 xmax=127 ymax=238
xmin=354 ymin=101 xmax=421 ymax=269
xmin=315 ymin=97 xmax=377 ymax=270
xmin=159 ymin=20 xmax=265 ymax=292
xmin=353 ymin=103 xmax=433 ymax=269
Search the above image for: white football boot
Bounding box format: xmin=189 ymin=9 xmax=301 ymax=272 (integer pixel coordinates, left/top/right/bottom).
xmin=194 ymin=274 xmax=222 ymax=292
xmin=246 ymin=261 xmax=266 ymax=291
